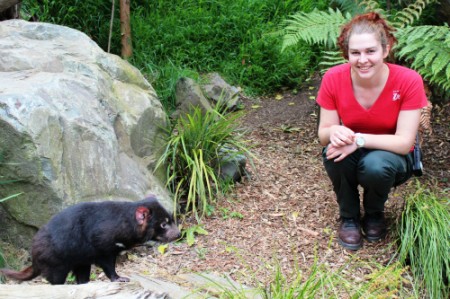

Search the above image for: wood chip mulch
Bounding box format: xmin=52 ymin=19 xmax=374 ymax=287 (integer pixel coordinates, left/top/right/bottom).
xmin=126 ymin=84 xmax=449 ymax=288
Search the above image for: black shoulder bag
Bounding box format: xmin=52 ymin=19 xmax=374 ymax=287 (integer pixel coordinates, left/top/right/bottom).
xmin=412 ymin=134 xmax=423 ymax=177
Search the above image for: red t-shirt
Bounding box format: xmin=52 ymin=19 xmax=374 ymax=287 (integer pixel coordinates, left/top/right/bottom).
xmin=316 ymin=63 xmax=428 ymax=134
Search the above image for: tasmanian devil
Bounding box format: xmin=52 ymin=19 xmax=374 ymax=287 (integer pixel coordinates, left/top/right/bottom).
xmin=0 ymin=196 xmax=180 ymax=284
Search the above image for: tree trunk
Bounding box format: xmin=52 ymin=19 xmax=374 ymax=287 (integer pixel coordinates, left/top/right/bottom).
xmin=119 ymin=0 xmax=132 ymax=59
xmin=0 ymin=0 xmax=19 ymax=12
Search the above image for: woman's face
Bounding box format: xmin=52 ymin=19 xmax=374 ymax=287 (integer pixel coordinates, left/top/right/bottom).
xmin=348 ymin=32 xmax=389 ymax=80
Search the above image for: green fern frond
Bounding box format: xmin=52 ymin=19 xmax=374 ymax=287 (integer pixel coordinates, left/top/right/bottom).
xmin=432 ymin=54 xmax=448 ymax=75
xmin=358 ymin=0 xmax=383 ymax=14
xmin=280 ymin=8 xmax=352 ymax=51
xmin=446 ymin=63 xmax=450 ymax=81
xmin=319 ymin=50 xmax=347 ymax=73
xmin=278 ymin=0 xmax=447 ymax=93
xmin=423 ymin=50 xmax=438 ymax=68
xmin=396 ymin=25 xmax=450 ymax=91
xmin=391 ymin=0 xmax=437 ymax=28
xmin=330 ymin=0 xmax=368 ymax=15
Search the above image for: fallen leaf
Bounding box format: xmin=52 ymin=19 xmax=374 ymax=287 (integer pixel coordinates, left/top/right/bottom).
xmin=158 ymin=244 xmax=169 ymax=255
xmin=127 ymin=253 xmax=138 ymax=261
xmin=297 ymin=226 xmax=319 ymax=237
xmin=269 ymin=213 xmax=284 ymax=217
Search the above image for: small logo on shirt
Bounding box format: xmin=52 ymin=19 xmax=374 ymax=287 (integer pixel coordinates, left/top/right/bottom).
xmin=392 ymin=90 xmax=401 ymax=101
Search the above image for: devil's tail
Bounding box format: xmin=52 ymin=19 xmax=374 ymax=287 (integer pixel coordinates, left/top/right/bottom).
xmin=0 ymin=266 xmax=39 ymax=281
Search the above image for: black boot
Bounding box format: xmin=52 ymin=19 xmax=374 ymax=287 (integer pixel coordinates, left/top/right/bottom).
xmin=362 ymin=212 xmax=387 ymax=242
xmin=338 ymin=217 xmax=363 ymax=250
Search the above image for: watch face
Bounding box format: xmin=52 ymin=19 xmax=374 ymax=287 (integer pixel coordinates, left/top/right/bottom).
xmin=356 ymin=137 xmax=364 ymax=147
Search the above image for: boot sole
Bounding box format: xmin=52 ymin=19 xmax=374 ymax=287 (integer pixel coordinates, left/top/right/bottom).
xmin=362 ymin=231 xmax=387 ymax=243
xmin=338 ymin=237 xmax=363 ymax=251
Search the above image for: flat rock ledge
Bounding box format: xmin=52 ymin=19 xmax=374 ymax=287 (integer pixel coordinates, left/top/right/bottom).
xmin=0 ymin=272 xmax=263 ymax=299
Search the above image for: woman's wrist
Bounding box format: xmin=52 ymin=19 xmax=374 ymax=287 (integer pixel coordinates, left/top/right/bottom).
xmin=355 ymin=133 xmax=365 ymax=148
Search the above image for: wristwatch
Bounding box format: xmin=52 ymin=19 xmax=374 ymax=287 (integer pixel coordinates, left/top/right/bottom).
xmin=355 ymin=133 xmax=365 ymax=148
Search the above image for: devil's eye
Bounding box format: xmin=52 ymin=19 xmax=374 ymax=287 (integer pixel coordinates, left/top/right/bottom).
xmin=161 ymin=222 xmax=167 ymax=229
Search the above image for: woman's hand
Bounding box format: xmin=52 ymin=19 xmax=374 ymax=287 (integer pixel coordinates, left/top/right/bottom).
xmin=326 ymin=142 xmax=358 ymax=162
xmin=329 ymin=125 xmax=355 ymax=148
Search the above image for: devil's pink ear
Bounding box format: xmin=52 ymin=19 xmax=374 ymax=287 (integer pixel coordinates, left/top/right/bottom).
xmin=135 ymin=206 xmax=150 ymax=225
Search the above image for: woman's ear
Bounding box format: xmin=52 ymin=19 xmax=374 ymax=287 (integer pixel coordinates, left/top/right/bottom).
xmin=383 ymin=44 xmax=391 ymax=58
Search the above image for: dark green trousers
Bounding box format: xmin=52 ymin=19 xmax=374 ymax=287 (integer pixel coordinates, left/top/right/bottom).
xmin=322 ymin=147 xmax=413 ymax=218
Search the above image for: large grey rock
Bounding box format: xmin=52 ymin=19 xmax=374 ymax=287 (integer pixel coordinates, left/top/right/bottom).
xmin=172 ymin=73 xmax=241 ymax=118
xmin=172 ymin=77 xmax=213 ymax=118
xmin=201 ymin=72 xmax=241 ymax=110
xmin=0 ymin=20 xmax=171 ymax=248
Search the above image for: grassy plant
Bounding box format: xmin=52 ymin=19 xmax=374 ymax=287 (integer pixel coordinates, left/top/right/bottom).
xmin=0 ymin=190 xmax=23 ymax=275
xmin=0 ymin=192 xmax=23 ymax=203
xmin=187 ymin=253 xmax=418 ymax=298
xmin=0 ymin=248 xmax=5 ymax=269
xmin=187 ymin=238 xmax=418 ymax=298
xmin=0 ymin=241 xmax=30 ymax=284
xmin=261 ymin=260 xmax=340 ymax=298
xmin=342 ymin=260 xmax=420 ymax=299
xmin=263 ymin=259 xmax=416 ymax=298
xmin=22 ymin=0 xmax=116 ymax=49
xmin=396 ymin=185 xmax=450 ymax=299
xmin=0 ymin=153 xmax=24 ymax=278
xmin=0 ymin=248 xmax=6 ymax=283
xmin=156 ymin=104 xmax=251 ymax=221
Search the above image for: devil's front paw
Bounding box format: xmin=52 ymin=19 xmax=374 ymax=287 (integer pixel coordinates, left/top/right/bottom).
xmin=111 ymin=276 xmax=130 ymax=282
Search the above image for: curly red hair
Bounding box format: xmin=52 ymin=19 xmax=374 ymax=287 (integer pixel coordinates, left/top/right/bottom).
xmin=337 ymin=12 xmax=397 ymax=60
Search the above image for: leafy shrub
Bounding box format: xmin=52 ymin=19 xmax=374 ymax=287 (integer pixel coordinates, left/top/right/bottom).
xmin=21 ymin=1 xmax=331 ymax=110
xmin=396 ymin=185 xmax=450 ymax=299
xmin=21 ymin=0 xmax=116 ymax=50
xmin=277 ymin=0 xmax=450 ymax=98
xmin=129 ymin=0 xmax=326 ymax=110
xmin=156 ymin=105 xmax=251 ymax=221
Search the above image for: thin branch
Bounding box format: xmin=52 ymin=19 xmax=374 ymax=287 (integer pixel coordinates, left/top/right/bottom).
xmin=108 ymin=0 xmax=115 ymax=53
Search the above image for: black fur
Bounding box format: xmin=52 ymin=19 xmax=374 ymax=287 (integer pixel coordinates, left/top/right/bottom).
xmin=0 ymin=197 xmax=180 ymax=284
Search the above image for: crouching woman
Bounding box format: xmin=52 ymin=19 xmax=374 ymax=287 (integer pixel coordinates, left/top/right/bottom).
xmin=316 ymin=12 xmax=428 ymax=251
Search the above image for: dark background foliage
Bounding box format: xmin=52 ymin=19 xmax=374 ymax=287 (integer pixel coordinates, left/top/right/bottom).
xmin=21 ymin=0 xmax=331 ymax=110
xmin=20 ymin=0 xmax=445 ymax=111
